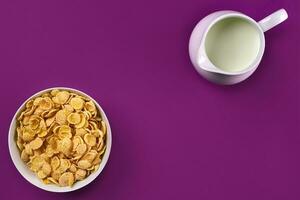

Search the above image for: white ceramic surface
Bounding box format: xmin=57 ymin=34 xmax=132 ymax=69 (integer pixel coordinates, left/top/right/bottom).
xmin=189 ymin=9 xmax=288 ymax=85
xmin=8 ymin=87 xmax=112 ymax=192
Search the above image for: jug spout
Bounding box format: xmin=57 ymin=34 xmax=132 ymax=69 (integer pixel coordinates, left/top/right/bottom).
xmin=189 ymin=10 xmax=240 ymax=75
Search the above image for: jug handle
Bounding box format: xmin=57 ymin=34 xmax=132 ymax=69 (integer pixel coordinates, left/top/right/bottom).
xmin=258 ymin=9 xmax=288 ymax=32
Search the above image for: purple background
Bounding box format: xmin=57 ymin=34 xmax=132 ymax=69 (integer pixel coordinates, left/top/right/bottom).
xmin=0 ymin=0 xmax=299 ymax=199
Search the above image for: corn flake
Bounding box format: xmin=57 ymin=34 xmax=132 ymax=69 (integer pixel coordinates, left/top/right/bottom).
xmin=29 ymin=137 xmax=43 ymax=150
xmin=83 ymin=133 xmax=96 ymax=147
xmin=70 ymin=97 xmax=84 ymax=110
xmin=78 ymin=160 xmax=92 ymax=170
xmin=59 ymin=172 xmax=74 ymax=187
xmin=75 ymin=169 xmax=86 ymax=181
xmin=56 ymin=91 xmax=70 ymax=105
xmin=51 ymin=156 xmax=60 ymax=170
xmin=55 ymin=110 xmax=67 ymax=125
xmin=67 ymin=113 xmax=81 ymax=125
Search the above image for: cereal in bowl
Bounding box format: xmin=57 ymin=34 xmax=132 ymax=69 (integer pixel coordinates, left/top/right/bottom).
xmin=16 ymin=89 xmax=107 ymax=187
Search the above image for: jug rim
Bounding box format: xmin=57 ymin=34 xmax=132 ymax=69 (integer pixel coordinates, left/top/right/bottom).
xmin=198 ymin=12 xmax=265 ymax=76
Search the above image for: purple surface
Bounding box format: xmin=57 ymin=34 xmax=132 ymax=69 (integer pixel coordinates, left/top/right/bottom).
xmin=0 ymin=0 xmax=299 ymax=199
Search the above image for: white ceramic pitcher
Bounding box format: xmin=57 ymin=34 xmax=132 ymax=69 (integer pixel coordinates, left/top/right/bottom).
xmin=189 ymin=9 xmax=288 ymax=85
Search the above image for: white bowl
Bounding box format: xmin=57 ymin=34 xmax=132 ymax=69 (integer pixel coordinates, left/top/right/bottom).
xmin=8 ymin=87 xmax=112 ymax=192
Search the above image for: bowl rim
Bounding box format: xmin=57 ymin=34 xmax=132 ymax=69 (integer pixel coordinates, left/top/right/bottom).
xmin=8 ymin=87 xmax=112 ymax=193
